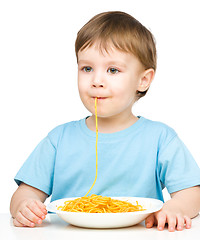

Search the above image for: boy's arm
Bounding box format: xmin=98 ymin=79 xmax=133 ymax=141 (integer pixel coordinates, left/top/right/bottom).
xmin=145 ymin=186 xmax=200 ymax=231
xmin=10 ymin=183 xmax=48 ymax=227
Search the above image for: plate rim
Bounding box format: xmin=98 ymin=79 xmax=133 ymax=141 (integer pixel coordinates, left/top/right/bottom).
xmin=46 ymin=196 xmax=163 ymax=215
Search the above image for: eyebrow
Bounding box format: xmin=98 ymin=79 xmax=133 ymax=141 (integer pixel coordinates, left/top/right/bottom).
xmin=106 ymin=61 xmax=127 ymax=68
xmin=78 ymin=60 xmax=127 ymax=68
xmin=78 ymin=60 xmax=92 ymax=65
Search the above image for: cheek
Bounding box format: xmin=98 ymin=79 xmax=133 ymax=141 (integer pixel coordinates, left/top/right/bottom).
xmin=78 ymin=79 xmax=87 ymax=95
xmin=112 ymin=83 xmax=137 ymax=108
xmin=78 ymin=80 xmax=92 ymax=107
xmin=78 ymin=73 xmax=91 ymax=90
xmin=112 ymin=81 xmax=135 ymax=98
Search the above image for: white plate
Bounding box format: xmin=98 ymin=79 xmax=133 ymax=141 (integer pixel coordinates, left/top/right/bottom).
xmin=47 ymin=197 xmax=163 ymax=229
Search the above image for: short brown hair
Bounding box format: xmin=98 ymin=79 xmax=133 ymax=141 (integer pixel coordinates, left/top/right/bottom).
xmin=75 ymin=11 xmax=157 ymax=99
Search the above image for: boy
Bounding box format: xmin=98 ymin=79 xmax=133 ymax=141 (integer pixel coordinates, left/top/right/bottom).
xmin=10 ymin=11 xmax=200 ymax=231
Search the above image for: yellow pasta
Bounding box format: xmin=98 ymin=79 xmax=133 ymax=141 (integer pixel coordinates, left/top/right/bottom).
xmin=57 ymin=97 xmax=145 ymax=213
xmin=57 ymin=194 xmax=145 ymax=213
xmin=84 ymin=97 xmax=98 ymax=197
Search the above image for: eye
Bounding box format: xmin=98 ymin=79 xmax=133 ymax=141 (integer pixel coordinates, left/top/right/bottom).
xmin=108 ymin=68 xmax=119 ymax=74
xmin=82 ymin=66 xmax=93 ymax=72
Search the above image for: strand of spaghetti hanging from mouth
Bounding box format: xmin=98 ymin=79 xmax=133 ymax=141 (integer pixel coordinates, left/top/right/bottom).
xmin=84 ymin=97 xmax=98 ymax=196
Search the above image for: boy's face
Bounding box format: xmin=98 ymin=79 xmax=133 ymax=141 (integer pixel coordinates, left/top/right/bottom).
xmin=77 ymin=43 xmax=150 ymax=118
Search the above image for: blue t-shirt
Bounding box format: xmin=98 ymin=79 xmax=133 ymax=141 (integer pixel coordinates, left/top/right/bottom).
xmin=14 ymin=117 xmax=200 ymax=202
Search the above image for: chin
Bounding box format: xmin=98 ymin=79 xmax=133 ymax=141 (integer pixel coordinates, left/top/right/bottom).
xmin=96 ymin=112 xmax=116 ymax=118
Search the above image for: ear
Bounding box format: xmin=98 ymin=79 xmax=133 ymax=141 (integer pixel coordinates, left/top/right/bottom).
xmin=137 ymin=68 xmax=155 ymax=92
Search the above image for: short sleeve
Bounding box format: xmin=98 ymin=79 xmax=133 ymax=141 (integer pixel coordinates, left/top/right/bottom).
xmin=14 ymin=136 xmax=56 ymax=196
xmin=158 ymin=135 xmax=200 ymax=194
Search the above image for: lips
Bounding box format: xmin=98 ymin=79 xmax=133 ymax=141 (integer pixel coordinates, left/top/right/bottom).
xmin=97 ymin=97 xmax=107 ymax=99
xmin=92 ymin=96 xmax=107 ymax=99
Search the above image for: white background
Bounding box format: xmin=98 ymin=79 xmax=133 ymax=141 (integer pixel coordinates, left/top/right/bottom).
xmin=0 ymin=0 xmax=200 ymax=213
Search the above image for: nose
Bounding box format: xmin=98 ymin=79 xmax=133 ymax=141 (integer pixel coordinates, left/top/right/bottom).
xmin=92 ymin=73 xmax=105 ymax=88
xmin=92 ymin=83 xmax=104 ymax=88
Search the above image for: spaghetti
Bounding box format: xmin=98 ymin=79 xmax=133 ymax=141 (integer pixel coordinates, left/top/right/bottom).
xmin=84 ymin=97 xmax=98 ymax=197
xmin=57 ymin=194 xmax=145 ymax=213
xmin=57 ymin=98 xmax=145 ymax=213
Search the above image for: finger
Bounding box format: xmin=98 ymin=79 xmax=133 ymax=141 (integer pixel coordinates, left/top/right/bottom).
xmin=176 ymin=215 xmax=184 ymax=231
xmin=35 ymin=200 xmax=48 ymax=215
xmin=184 ymin=216 xmax=192 ymax=229
xmin=145 ymin=214 xmax=155 ymax=228
xmin=13 ymin=218 xmax=26 ymax=227
xmin=157 ymin=212 xmax=167 ymax=231
xmin=167 ymin=214 xmax=176 ymax=232
xmin=15 ymin=211 xmax=35 ymax=227
xmin=27 ymin=201 xmax=46 ymax=220
xmin=21 ymin=206 xmax=43 ymax=224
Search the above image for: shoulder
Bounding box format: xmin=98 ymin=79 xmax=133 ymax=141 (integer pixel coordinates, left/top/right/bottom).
xmin=47 ymin=118 xmax=84 ymax=148
xmin=142 ymin=117 xmax=176 ymax=135
xmin=141 ymin=117 xmax=177 ymax=147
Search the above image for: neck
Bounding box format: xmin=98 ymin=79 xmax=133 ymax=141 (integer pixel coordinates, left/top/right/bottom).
xmin=86 ymin=113 xmax=138 ymax=133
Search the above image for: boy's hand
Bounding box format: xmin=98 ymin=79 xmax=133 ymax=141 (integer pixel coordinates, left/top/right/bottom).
xmin=13 ymin=199 xmax=47 ymax=227
xmin=145 ymin=199 xmax=192 ymax=231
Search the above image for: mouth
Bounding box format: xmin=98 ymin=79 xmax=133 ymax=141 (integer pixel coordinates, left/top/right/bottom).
xmin=92 ymin=97 xmax=108 ymax=100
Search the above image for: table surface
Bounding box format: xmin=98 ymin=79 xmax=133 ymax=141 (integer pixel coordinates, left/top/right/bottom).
xmin=1 ymin=213 xmax=200 ymax=240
